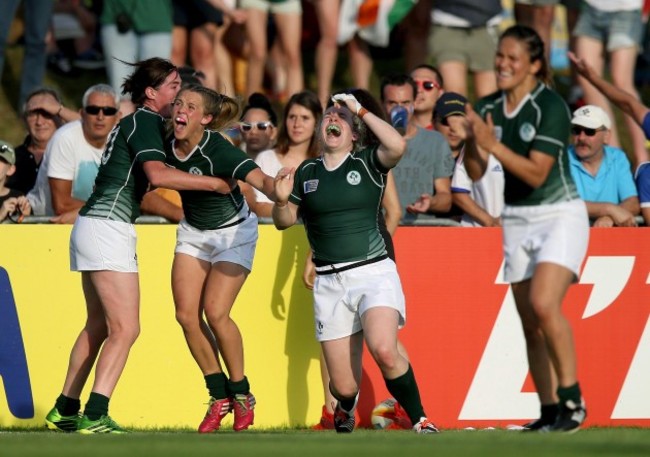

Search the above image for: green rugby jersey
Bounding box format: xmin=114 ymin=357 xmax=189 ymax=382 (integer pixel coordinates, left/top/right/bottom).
xmin=81 ymin=107 xmax=167 ymax=222
xmin=165 ymin=130 xmax=258 ymax=230
xmin=475 ymin=82 xmax=579 ymax=206
xmin=288 ymin=146 xmax=388 ymax=264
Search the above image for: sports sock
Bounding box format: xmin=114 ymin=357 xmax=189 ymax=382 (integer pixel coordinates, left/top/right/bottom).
xmin=385 ymin=364 xmax=425 ymax=425
xmin=540 ymin=403 xmax=559 ymax=423
xmin=557 ymin=382 xmax=582 ymax=405
xmin=55 ymin=394 xmax=81 ymax=416
xmin=205 ymin=372 xmax=228 ymax=399
xmin=83 ymin=392 xmax=110 ymax=421
xmin=227 ymin=376 xmax=250 ymax=396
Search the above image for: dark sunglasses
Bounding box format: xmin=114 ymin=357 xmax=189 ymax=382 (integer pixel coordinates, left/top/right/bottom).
xmin=239 ymin=121 xmax=273 ymax=132
xmin=571 ymin=126 xmax=604 ymax=137
xmin=415 ymin=80 xmax=441 ymax=92
xmin=84 ymin=105 xmax=118 ymax=116
xmin=25 ymin=108 xmax=56 ymax=120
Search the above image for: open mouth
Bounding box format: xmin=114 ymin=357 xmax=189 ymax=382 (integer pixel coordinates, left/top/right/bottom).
xmin=326 ymin=124 xmax=341 ymax=137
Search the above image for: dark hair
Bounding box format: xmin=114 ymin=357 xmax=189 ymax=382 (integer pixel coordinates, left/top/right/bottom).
xmin=276 ymin=90 xmax=322 ymax=158
xmin=241 ymin=92 xmax=278 ymax=126
xmin=178 ymin=66 xmax=206 ymax=87
xmin=121 ymin=57 xmax=178 ymax=105
xmin=326 ymin=88 xmax=386 ymax=148
xmin=410 ymin=63 xmax=444 ymax=89
xmin=177 ymin=84 xmax=240 ymax=132
xmin=499 ymin=25 xmax=551 ymax=86
xmin=379 ymin=73 xmax=417 ymax=102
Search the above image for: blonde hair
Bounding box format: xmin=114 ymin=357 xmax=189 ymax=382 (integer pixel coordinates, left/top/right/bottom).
xmin=178 ymin=84 xmax=241 ymax=132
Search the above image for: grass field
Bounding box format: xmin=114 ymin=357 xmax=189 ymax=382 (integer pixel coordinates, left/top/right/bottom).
xmin=1 ymin=428 xmax=649 ymax=457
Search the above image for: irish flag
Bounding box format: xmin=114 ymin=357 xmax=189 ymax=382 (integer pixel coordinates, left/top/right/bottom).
xmin=338 ymin=0 xmax=417 ymax=47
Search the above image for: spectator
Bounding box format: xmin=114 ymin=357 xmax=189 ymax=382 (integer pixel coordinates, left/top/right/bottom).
xmin=433 ymin=92 xmax=504 ymax=227
xmin=100 ymin=0 xmax=174 ymax=115
xmin=239 ymin=92 xmax=278 ymax=160
xmin=379 ymin=73 xmax=455 ymax=223
xmin=170 ymin=0 xmax=246 ymax=92
xmin=428 ymin=0 xmax=501 ymax=99
xmin=401 ymin=0 xmax=433 ymax=73
xmin=311 ymin=0 xmax=341 ymax=108
xmin=27 ymin=84 xmax=121 ymax=222
xmin=568 ymin=104 xmax=639 ymax=227
xmin=242 ymin=0 xmax=303 ymax=98
xmin=569 ymin=50 xmax=650 ymax=226
xmin=243 ymin=91 xmax=321 ymax=218
xmin=47 ymin=0 xmax=104 ymax=76
xmin=6 ymin=88 xmax=80 ymax=195
xmin=409 ymin=64 xmax=444 ymax=130
xmin=0 ymin=0 xmax=54 ymax=107
xmin=572 ymin=0 xmax=647 ymax=168
xmin=0 ymin=141 xmax=32 ymax=223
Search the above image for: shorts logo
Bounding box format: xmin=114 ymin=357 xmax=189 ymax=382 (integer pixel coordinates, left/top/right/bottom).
xmin=519 ymin=122 xmax=536 ymax=142
xmin=304 ymin=179 xmax=319 ymax=193
xmin=347 ymin=171 xmax=361 ymax=185
xmin=189 ymin=167 xmax=203 ymax=175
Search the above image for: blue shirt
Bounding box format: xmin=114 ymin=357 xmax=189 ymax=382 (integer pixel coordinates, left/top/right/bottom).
xmin=568 ymin=144 xmax=637 ymax=204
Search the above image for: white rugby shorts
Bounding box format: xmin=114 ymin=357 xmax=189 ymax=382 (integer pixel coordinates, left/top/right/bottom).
xmin=70 ymin=215 xmax=138 ymax=272
xmin=502 ymin=199 xmax=589 ymax=283
xmin=313 ymin=258 xmax=406 ymax=342
xmin=174 ymin=209 xmax=258 ymax=270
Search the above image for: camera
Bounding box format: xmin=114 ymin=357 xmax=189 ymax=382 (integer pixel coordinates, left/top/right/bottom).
xmin=116 ymin=13 xmax=133 ymax=34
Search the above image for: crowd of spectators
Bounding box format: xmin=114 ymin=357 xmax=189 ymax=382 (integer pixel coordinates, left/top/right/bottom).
xmin=1 ymin=0 xmax=649 ymax=225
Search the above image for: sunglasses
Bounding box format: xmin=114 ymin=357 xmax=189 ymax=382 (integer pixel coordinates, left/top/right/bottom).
xmin=239 ymin=121 xmax=273 ymax=132
xmin=415 ymin=80 xmax=441 ymax=92
xmin=571 ymin=126 xmax=604 ymax=137
xmin=84 ymin=105 xmax=118 ymax=116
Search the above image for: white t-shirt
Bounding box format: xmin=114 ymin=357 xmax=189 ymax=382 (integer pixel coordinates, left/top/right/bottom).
xmin=253 ymin=148 xmax=283 ymax=204
xmin=585 ymin=0 xmax=641 ymax=11
xmin=27 ymin=120 xmax=104 ymax=215
xmin=451 ymin=149 xmax=505 ymax=227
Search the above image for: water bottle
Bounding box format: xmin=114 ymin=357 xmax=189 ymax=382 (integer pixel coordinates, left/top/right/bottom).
xmin=390 ymin=105 xmax=408 ymax=134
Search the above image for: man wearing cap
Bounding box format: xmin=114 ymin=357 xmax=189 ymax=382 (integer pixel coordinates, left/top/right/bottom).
xmin=379 ymin=73 xmax=455 ymax=223
xmin=434 ymin=92 xmax=504 ymax=227
xmin=0 ymin=141 xmax=32 ymax=222
xmin=568 ymin=104 xmax=639 ymax=227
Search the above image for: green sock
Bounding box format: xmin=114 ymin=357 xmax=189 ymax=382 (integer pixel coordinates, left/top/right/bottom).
xmin=84 ymin=392 xmax=110 ymax=421
xmin=205 ymin=372 xmax=228 ymax=399
xmin=55 ymin=394 xmax=81 ymax=417
xmin=385 ymin=364 xmax=425 ymax=425
xmin=557 ymin=382 xmax=582 ymax=405
xmin=227 ymin=376 xmax=250 ymax=396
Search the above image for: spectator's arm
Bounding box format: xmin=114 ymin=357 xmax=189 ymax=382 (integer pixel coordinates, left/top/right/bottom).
xmin=452 ymin=192 xmax=501 ymax=227
xmin=241 ymin=180 xmax=272 ymax=218
xmin=382 ymin=170 xmax=401 ymax=235
xmin=140 ymin=190 xmax=184 ymax=223
xmin=49 ymin=177 xmax=85 ymax=215
xmin=569 ymin=52 xmax=650 ymax=128
xmin=585 ymin=201 xmax=638 ymax=227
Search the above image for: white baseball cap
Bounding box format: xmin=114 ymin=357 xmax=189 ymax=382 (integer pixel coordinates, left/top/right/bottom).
xmin=571 ymin=105 xmax=611 ymax=130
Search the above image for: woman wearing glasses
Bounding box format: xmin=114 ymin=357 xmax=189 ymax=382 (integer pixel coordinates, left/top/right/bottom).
xmin=45 ymin=58 xmax=231 ymax=434
xmin=239 ymin=92 xmax=278 ymax=160
xmin=243 ymin=90 xmax=322 ymax=218
xmin=464 ymin=25 xmax=589 ymax=433
xmin=166 ymin=84 xmax=282 ymax=433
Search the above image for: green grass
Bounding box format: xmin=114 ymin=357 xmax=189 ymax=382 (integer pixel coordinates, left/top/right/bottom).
xmin=0 ymin=428 xmax=649 ymax=457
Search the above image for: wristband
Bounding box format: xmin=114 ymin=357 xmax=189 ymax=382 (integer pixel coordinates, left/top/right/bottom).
xmin=358 ymin=107 xmax=368 ymax=119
